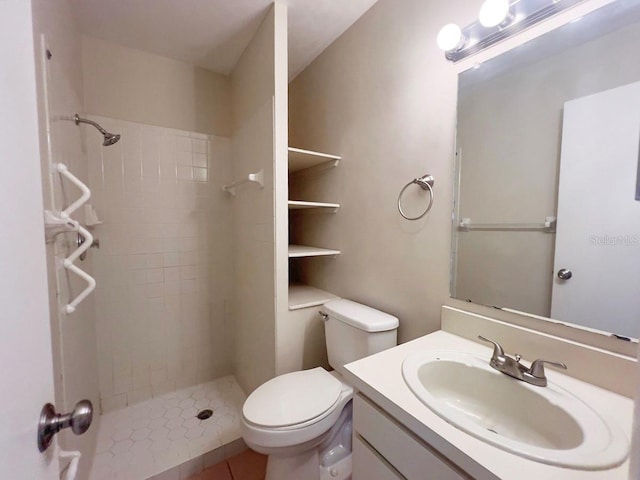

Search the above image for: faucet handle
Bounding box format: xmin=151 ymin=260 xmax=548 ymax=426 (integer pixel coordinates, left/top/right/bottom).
xmin=478 ymin=335 xmax=505 ymax=359
xmin=529 ymin=359 xmax=567 ymax=380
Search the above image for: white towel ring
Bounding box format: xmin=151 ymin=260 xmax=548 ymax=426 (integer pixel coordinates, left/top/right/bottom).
xmin=398 ymin=174 xmax=435 ymax=221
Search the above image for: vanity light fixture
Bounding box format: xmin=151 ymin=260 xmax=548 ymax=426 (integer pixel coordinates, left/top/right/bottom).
xmin=438 ymin=0 xmax=584 ymax=62
xmin=479 ymin=0 xmax=513 ymax=27
xmin=436 ymin=24 xmax=466 ymax=53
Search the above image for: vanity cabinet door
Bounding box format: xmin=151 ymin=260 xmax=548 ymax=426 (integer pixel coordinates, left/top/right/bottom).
xmin=353 ymin=394 xmax=470 ymax=480
xmin=353 ymin=436 xmax=403 ymax=480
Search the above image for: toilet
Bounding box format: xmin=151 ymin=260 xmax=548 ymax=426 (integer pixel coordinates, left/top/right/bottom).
xmin=241 ymin=299 xmax=399 ymax=480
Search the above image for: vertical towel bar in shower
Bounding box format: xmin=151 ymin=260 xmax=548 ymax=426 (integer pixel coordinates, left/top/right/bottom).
xmin=56 ymin=163 xmax=91 ymax=218
xmin=44 ymin=163 xmax=97 ymax=314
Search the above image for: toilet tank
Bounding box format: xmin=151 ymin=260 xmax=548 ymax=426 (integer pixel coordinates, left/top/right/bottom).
xmin=322 ymin=299 xmax=399 ymax=374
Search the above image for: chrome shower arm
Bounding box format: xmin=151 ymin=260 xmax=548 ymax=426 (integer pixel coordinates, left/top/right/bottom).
xmin=74 ymin=114 xmax=107 ymax=135
xmin=73 ymin=114 xmax=120 ymax=146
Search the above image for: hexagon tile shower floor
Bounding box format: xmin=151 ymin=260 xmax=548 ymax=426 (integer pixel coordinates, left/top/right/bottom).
xmin=89 ymin=376 xmax=246 ymax=480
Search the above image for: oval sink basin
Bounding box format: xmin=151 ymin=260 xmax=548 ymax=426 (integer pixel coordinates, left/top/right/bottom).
xmin=402 ymin=350 xmax=628 ymax=470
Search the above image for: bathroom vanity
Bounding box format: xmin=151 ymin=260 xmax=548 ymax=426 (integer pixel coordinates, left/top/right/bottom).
xmin=343 ymin=307 xmax=634 ymax=480
xmin=352 ymin=394 xmax=472 ymax=480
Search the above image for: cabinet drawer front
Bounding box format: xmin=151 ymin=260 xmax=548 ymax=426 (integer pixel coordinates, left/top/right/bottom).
xmin=353 ymin=435 xmax=403 ymax=480
xmin=354 ymin=394 xmax=469 ymax=480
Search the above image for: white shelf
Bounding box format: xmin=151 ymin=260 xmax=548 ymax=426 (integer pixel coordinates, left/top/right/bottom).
xmin=287 ymin=148 xmax=341 ymax=313
xmin=289 ymin=284 xmax=339 ymax=310
xmin=288 ymin=147 xmax=341 ymax=174
xmin=288 ymin=200 xmax=340 ymax=212
xmin=289 ymin=245 xmax=341 ymax=258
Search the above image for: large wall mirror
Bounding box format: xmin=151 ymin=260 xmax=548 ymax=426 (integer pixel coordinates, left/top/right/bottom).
xmin=452 ymin=0 xmax=640 ymax=341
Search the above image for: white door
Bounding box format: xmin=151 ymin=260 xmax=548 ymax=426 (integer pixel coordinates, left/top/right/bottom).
xmin=551 ymin=81 xmax=640 ymax=338
xmin=0 ymin=1 xmax=58 ymax=478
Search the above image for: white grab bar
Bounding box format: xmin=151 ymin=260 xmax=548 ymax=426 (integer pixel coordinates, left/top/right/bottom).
xmin=56 ymin=163 xmax=91 ymax=218
xmin=222 ymin=169 xmax=264 ymax=196
xmin=64 ymin=223 xmax=93 ymax=265
xmin=64 ymin=262 xmax=96 ymax=314
xmin=46 ymin=163 xmax=97 ymax=314
xmin=57 ymin=447 xmax=81 ymax=480
xmin=64 ymin=222 xmax=96 ymax=313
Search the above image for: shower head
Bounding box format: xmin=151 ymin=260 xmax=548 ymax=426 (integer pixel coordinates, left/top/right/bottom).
xmin=74 ymin=114 xmax=121 ymax=147
xmin=102 ymin=132 xmax=121 ymax=147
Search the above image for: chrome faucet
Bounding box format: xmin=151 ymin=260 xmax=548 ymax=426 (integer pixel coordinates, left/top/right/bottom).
xmin=478 ymin=336 xmax=567 ymax=387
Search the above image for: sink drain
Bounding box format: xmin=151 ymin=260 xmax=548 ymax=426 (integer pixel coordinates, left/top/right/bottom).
xmin=197 ymin=409 xmax=214 ymax=420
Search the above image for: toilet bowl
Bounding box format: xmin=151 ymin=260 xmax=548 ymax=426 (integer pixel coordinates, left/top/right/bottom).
xmin=243 ymin=368 xmax=354 ymax=479
xmin=241 ymin=299 xmax=399 ymax=480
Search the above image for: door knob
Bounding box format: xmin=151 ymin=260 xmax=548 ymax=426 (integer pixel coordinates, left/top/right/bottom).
xmin=557 ymin=269 xmax=572 ymax=280
xmin=37 ymin=400 xmax=93 ymax=452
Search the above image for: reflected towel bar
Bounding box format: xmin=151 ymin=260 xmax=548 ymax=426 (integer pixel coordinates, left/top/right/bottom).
xmin=458 ymin=217 xmax=557 ymax=232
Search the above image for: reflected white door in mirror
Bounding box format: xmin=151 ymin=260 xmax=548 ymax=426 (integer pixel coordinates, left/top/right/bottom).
xmin=551 ymin=81 xmax=640 ymax=336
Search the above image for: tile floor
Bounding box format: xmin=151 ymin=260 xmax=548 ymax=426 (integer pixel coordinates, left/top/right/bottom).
xmin=186 ymin=450 xmax=267 ymax=480
xmin=90 ymin=376 xmax=246 ymax=480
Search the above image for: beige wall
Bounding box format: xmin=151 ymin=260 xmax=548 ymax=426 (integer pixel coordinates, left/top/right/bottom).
xmin=31 ymin=0 xmax=99 ymax=477
xmin=230 ymin=5 xmax=282 ymax=394
xmin=289 ymin=0 xmax=481 ymax=344
xmin=455 ymin=21 xmax=640 ymax=317
xmin=82 ymin=35 xmax=231 ymax=136
xmin=273 ymin=4 xmax=292 ymax=376
xmin=225 ymin=2 xmax=293 ymax=383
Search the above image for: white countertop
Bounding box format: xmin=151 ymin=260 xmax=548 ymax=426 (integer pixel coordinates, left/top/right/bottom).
xmin=343 ymin=330 xmax=633 ymax=480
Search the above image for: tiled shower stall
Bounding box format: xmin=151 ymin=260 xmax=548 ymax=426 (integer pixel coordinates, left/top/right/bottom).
xmin=87 ymin=116 xmax=234 ymax=411
xmin=83 ymin=116 xmax=245 ymax=479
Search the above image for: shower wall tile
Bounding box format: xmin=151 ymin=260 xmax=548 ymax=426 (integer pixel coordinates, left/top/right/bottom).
xmin=87 ymin=116 xmax=234 ymax=412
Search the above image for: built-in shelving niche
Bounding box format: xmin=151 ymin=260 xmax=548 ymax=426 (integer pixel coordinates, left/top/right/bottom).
xmin=287 ymin=147 xmax=341 ymax=310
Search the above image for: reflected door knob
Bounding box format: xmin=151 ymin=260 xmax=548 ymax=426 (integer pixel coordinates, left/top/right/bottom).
xmin=557 ymin=269 xmax=572 ymax=280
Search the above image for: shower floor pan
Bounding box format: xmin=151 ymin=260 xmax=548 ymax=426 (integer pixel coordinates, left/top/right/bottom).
xmin=89 ymin=375 xmax=247 ymax=480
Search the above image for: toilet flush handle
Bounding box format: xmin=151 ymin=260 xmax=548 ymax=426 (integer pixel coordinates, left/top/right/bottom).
xmin=319 ymin=311 xmax=329 ymax=321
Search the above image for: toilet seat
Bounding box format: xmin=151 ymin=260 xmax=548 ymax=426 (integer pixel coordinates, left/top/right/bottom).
xmin=242 ymin=368 xmax=353 ymax=449
xmin=243 ymin=367 xmax=343 ymax=428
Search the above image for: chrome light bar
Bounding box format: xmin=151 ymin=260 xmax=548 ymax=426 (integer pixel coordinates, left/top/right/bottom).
xmin=444 ymin=0 xmax=585 ymax=62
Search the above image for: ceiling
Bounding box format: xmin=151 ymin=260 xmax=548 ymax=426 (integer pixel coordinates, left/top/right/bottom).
xmin=70 ymin=0 xmax=380 ymax=80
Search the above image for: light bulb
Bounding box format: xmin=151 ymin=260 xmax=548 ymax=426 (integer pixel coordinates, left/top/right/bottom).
xmin=437 ymin=24 xmax=465 ymax=52
xmin=479 ymin=0 xmax=511 ymax=28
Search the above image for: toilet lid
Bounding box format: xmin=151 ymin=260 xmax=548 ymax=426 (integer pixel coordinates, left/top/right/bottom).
xmin=243 ymin=368 xmax=343 ymax=428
